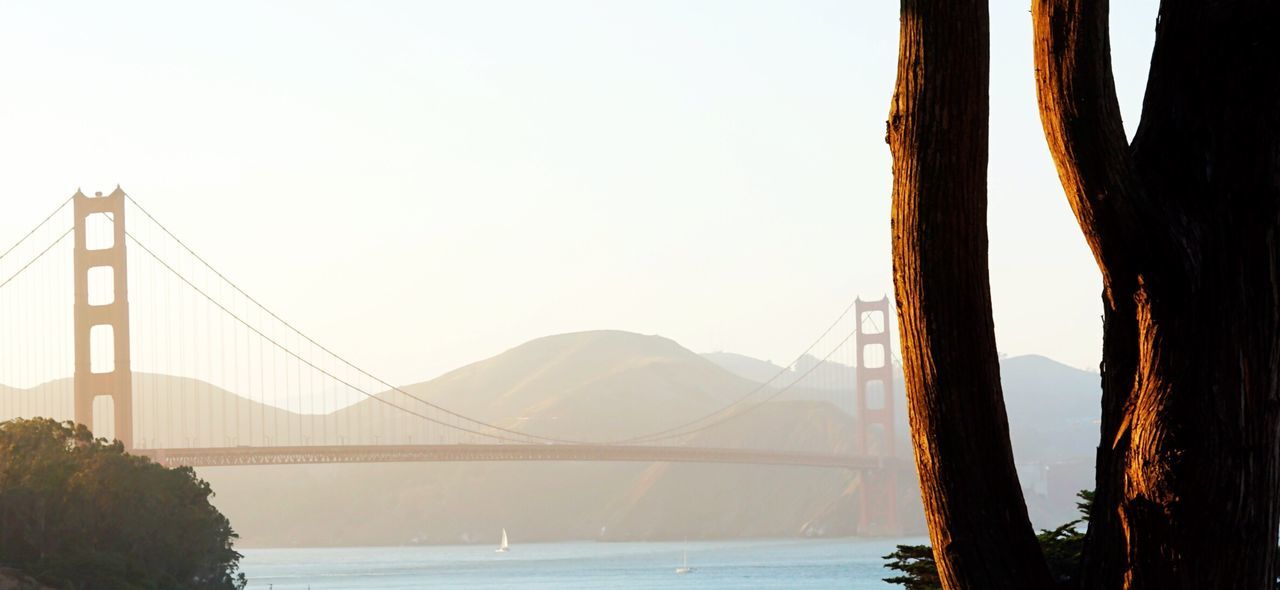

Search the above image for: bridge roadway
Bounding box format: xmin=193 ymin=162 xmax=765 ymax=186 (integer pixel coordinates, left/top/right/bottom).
xmin=134 ymin=443 xmax=884 ymax=470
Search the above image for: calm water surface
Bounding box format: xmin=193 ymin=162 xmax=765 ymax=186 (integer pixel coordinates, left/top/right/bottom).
xmin=240 ymin=538 xmax=925 ymax=589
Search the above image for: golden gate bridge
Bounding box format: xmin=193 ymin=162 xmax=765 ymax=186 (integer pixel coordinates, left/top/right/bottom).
xmin=0 ymin=188 xmax=901 ymax=533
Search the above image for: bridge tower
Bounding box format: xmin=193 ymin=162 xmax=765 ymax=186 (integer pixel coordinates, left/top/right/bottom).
xmin=855 ymin=296 xmax=898 ymax=535
xmin=73 ymin=188 xmax=134 ymax=449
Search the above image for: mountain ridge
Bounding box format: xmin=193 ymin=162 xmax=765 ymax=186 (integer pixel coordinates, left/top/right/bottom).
xmin=1 ymin=330 xmax=1101 ymax=544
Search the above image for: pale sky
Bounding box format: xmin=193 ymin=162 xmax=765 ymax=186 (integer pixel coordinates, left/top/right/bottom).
xmin=0 ymin=1 xmax=1160 ymax=386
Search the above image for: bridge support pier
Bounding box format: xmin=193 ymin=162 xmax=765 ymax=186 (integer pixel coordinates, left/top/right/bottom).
xmin=855 ymin=296 xmax=899 ymax=535
xmin=73 ymin=188 xmax=133 ymax=449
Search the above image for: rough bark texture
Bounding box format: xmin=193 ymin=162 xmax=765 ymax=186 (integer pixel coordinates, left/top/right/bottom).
xmin=888 ymin=2 xmax=1054 ymax=588
xmin=1034 ymin=0 xmax=1280 ymax=587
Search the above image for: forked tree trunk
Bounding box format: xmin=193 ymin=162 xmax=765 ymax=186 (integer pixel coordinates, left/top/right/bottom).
xmin=888 ymin=2 xmax=1054 ymax=587
xmin=1033 ymin=0 xmax=1280 ymax=587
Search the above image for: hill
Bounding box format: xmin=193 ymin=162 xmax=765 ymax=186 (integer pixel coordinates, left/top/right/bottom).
xmin=339 ymin=330 xmax=765 ymax=442
xmin=1 ymin=332 xmax=1100 ymax=545
xmin=705 ymin=351 xmax=1103 ymax=525
xmin=191 ymin=331 xmax=912 ymax=546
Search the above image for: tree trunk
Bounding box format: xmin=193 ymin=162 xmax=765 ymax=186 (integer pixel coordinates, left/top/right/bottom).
xmin=888 ymin=2 xmax=1054 ymax=588
xmin=1033 ymin=0 xmax=1280 ymax=586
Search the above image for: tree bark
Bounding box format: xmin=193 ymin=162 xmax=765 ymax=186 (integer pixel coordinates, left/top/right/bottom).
xmin=888 ymin=2 xmax=1054 ymax=588
xmin=1034 ymin=0 xmax=1280 ymax=587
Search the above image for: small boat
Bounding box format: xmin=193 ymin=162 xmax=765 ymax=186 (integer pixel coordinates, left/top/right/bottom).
xmin=496 ymin=528 xmax=509 ymax=553
xmin=675 ymin=550 xmax=693 ymax=574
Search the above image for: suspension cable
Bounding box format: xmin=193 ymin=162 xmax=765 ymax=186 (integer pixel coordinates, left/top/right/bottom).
xmin=119 ymin=193 xmax=864 ymax=446
xmin=119 ymin=194 xmax=595 ymax=444
xmin=0 ymin=228 xmax=73 ymax=292
xmin=125 ymin=230 xmax=549 ymax=445
xmin=0 ymin=197 xmax=72 ymax=266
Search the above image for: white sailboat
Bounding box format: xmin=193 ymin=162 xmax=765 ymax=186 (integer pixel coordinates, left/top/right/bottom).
xmin=496 ymin=528 xmax=509 ymax=553
xmin=675 ymin=550 xmax=693 ymax=574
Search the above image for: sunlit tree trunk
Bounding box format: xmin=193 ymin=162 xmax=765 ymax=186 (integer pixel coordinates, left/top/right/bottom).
xmin=887 ymin=2 xmax=1054 ymax=587
xmin=1033 ymin=0 xmax=1280 ymax=586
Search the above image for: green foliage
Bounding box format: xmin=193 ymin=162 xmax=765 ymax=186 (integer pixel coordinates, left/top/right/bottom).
xmin=884 ymin=490 xmax=1093 ymax=588
xmin=884 ymin=489 xmax=1280 ymax=589
xmin=1037 ymin=489 xmax=1091 ymax=584
xmin=0 ymin=418 xmax=246 ymax=589
xmin=1036 ymin=519 xmax=1085 ymax=585
xmin=882 ymin=543 xmax=942 ymax=589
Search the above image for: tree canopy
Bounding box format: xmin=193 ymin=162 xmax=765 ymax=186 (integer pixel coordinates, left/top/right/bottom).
xmin=0 ymin=418 xmax=246 ymax=590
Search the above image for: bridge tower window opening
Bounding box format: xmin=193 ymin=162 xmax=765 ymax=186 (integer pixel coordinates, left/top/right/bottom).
xmin=89 ymin=324 xmax=115 ymax=374
xmin=87 ymin=266 xmax=115 ymax=307
xmin=83 ymin=211 xmax=114 ymax=251
xmin=859 ymin=308 xmax=885 ymax=336
xmin=861 ymin=342 xmax=886 ymax=369
xmin=864 ymin=379 xmax=886 ymax=410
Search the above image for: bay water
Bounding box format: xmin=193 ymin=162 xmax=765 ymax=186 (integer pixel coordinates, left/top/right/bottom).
xmin=239 ymin=537 xmax=926 ymax=589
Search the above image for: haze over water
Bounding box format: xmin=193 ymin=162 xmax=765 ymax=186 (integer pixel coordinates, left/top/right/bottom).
xmin=239 ymin=538 xmax=918 ymax=589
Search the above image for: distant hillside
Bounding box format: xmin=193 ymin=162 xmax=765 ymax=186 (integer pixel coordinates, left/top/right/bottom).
xmin=701 ymin=351 xmax=856 ymax=392
xmin=1 ymin=375 xmax=305 ymax=448
xmin=1 ymin=333 xmax=1100 ymax=545
xmin=700 ymin=352 xmax=796 ymax=386
xmin=357 ymin=331 xmax=766 ymax=442
xmin=998 ymin=354 xmax=1100 ymax=460
xmin=705 ymin=350 xmax=1103 ymax=525
xmin=704 ymin=351 xmax=1101 ymax=457
xmin=190 ymin=330 xmax=922 ymax=546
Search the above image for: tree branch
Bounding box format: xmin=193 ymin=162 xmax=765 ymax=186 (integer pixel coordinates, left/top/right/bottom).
xmin=1031 ymin=0 xmax=1150 ymax=302
xmin=890 ymin=2 xmax=1053 ymax=587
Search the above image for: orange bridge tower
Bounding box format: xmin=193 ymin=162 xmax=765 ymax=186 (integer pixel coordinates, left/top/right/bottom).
xmin=855 ymin=296 xmax=899 ymax=534
xmin=72 ymin=187 xmax=134 ymax=449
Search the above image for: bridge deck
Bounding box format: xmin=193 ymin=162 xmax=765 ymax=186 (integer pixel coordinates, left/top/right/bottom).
xmin=134 ymin=443 xmax=883 ymax=470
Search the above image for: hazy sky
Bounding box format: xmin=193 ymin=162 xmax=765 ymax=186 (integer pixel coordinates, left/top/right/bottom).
xmin=0 ymin=1 xmax=1160 ymax=385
